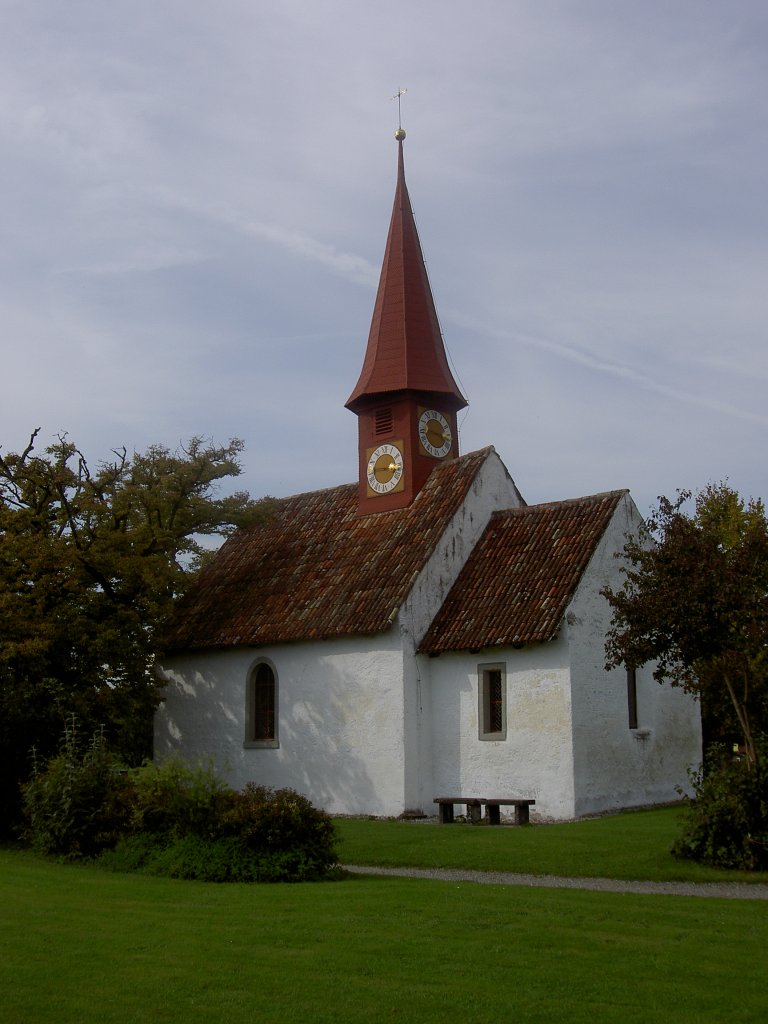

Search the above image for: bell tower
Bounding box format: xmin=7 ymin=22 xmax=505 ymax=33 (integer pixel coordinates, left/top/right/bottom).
xmin=346 ymin=129 xmax=468 ymax=515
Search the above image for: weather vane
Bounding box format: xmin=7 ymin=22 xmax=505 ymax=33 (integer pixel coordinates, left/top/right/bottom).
xmin=391 ymin=87 xmax=407 ymax=139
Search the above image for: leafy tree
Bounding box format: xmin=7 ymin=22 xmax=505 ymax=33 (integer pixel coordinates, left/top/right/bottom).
xmin=0 ymin=430 xmax=269 ymax=833
xmin=603 ymin=483 xmax=768 ymax=770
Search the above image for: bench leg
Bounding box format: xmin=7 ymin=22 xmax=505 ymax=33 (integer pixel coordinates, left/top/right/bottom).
xmin=468 ymin=803 xmax=482 ymax=824
xmin=438 ymin=803 xmax=455 ymax=824
xmin=514 ymin=804 xmax=530 ymax=826
xmin=486 ymin=805 xmax=501 ymax=826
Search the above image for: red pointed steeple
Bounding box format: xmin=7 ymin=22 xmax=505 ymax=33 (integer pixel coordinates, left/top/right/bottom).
xmin=346 ymin=136 xmax=467 ymax=413
xmin=348 ymin=132 xmax=468 ymax=516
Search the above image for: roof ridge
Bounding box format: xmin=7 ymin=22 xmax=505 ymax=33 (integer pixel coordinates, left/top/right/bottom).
xmin=268 ymin=479 xmax=358 ymax=505
xmin=267 ymin=447 xmax=498 ymax=509
xmin=497 ymin=489 xmax=628 ymax=515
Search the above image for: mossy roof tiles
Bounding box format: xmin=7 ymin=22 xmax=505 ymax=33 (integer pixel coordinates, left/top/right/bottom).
xmin=165 ymin=452 xmax=625 ymax=657
xmin=163 ymin=447 xmax=493 ymax=653
xmin=418 ymin=490 xmax=626 ymax=653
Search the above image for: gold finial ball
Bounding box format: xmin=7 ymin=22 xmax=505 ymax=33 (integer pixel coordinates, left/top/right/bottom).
xmin=394 ymin=127 xmax=406 ymax=141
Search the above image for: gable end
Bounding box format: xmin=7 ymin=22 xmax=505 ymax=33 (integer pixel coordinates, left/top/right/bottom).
xmin=418 ymin=490 xmax=627 ymax=654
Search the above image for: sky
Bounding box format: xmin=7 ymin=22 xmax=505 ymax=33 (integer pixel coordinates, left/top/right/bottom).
xmin=2 ymin=0 xmax=767 ymax=518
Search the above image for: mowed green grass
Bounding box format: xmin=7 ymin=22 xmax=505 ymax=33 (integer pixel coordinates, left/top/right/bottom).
xmin=336 ymin=805 xmax=768 ymax=883
xmin=2 ymin=838 xmax=767 ymax=1024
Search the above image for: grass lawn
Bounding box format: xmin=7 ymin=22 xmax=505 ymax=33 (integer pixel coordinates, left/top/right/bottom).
xmin=2 ymin=837 xmax=767 ymax=1024
xmin=335 ymin=805 xmax=768 ymax=884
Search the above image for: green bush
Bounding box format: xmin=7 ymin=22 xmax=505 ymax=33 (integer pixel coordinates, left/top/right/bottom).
xmin=21 ymin=719 xmax=132 ymax=859
xmin=219 ymin=784 xmax=338 ymax=880
xmin=98 ymin=831 xmax=334 ymax=883
xmin=94 ymin=832 xmax=163 ymax=873
xmin=97 ymin=782 xmax=338 ymax=881
xmin=22 ymin=730 xmax=338 ymax=881
xmin=127 ymin=755 xmax=228 ymax=839
xmin=672 ymin=741 xmax=768 ymax=870
xmin=98 ymin=833 xmax=254 ymax=881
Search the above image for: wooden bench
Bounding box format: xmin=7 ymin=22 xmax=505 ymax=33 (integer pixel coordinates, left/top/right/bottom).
xmin=433 ymin=797 xmax=483 ymax=824
xmin=483 ymin=798 xmax=535 ymax=826
xmin=434 ymin=796 xmax=535 ymax=825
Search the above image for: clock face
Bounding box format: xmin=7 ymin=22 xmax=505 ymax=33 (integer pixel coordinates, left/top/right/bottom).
xmin=366 ymin=442 xmax=405 ymax=495
xmin=418 ymin=409 xmax=452 ymax=459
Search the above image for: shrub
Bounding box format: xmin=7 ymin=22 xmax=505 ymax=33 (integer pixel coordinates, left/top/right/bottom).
xmin=95 ymin=832 xmax=163 ymax=873
xmin=23 ymin=730 xmax=338 ymax=881
xmin=672 ymin=741 xmax=768 ymax=870
xmin=22 ymin=718 xmax=132 ymax=859
xmin=97 ymin=787 xmax=338 ymax=882
xmin=144 ymin=835 xmax=259 ymax=881
xmin=105 ymin=833 xmax=337 ymax=883
xmin=127 ymin=755 xmax=228 ymax=839
xmin=98 ymin=833 xmax=252 ymax=881
xmin=219 ymin=784 xmax=338 ymax=880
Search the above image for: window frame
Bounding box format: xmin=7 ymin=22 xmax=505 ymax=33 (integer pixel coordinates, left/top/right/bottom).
xmin=626 ymin=666 xmax=638 ymax=730
xmin=244 ymin=659 xmax=279 ymax=749
xmin=478 ymin=662 xmax=507 ymax=741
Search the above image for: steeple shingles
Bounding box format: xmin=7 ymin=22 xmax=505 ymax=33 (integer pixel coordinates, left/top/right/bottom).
xmin=346 ymin=138 xmax=467 ymax=413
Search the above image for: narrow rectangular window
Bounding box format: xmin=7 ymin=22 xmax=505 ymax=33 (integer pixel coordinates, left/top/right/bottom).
xmin=627 ymin=667 xmax=638 ymax=730
xmin=487 ymin=670 xmax=503 ymax=732
xmin=478 ymin=662 xmax=507 ymax=740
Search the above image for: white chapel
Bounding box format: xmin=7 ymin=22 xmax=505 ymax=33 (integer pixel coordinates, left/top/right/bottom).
xmin=154 ymin=132 xmax=701 ymax=820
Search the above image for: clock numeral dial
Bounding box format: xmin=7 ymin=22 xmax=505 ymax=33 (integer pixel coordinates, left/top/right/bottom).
xmin=418 ymin=409 xmax=452 ymax=459
xmin=366 ymin=442 xmax=405 ymax=495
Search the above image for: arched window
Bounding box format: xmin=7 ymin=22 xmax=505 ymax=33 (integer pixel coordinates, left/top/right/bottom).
xmin=245 ymin=661 xmax=278 ymax=747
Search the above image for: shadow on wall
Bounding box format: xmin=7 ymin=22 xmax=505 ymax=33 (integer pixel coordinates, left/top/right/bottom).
xmin=277 ymin=691 xmax=382 ymax=816
xmin=155 ymin=657 xmax=382 ymax=816
xmin=430 ymin=667 xmax=470 ymax=798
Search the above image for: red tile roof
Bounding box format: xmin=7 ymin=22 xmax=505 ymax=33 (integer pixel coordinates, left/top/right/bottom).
xmin=346 ymin=139 xmax=467 ymax=413
xmin=418 ymin=490 xmax=626 ymax=654
xmin=163 ymin=447 xmax=494 ymax=653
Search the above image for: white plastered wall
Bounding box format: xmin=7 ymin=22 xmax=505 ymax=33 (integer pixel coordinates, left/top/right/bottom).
xmin=566 ymin=492 xmax=702 ymax=816
xmin=155 ymin=632 xmax=409 ymax=816
xmin=425 ymin=641 xmax=576 ymax=820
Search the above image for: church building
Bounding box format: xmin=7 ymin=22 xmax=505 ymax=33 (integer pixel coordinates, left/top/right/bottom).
xmin=155 ymin=131 xmax=701 ymax=820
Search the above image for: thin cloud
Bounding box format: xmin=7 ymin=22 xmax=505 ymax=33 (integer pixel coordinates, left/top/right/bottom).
xmin=242 ymin=221 xmax=379 ymax=288
xmin=56 ymin=246 xmax=208 ymax=277
xmin=142 ymin=187 xmax=381 ymax=289
xmin=452 ymin=311 xmax=768 ymax=430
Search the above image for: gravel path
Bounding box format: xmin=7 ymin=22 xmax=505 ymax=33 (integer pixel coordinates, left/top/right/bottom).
xmin=343 ymin=864 xmax=768 ymax=900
